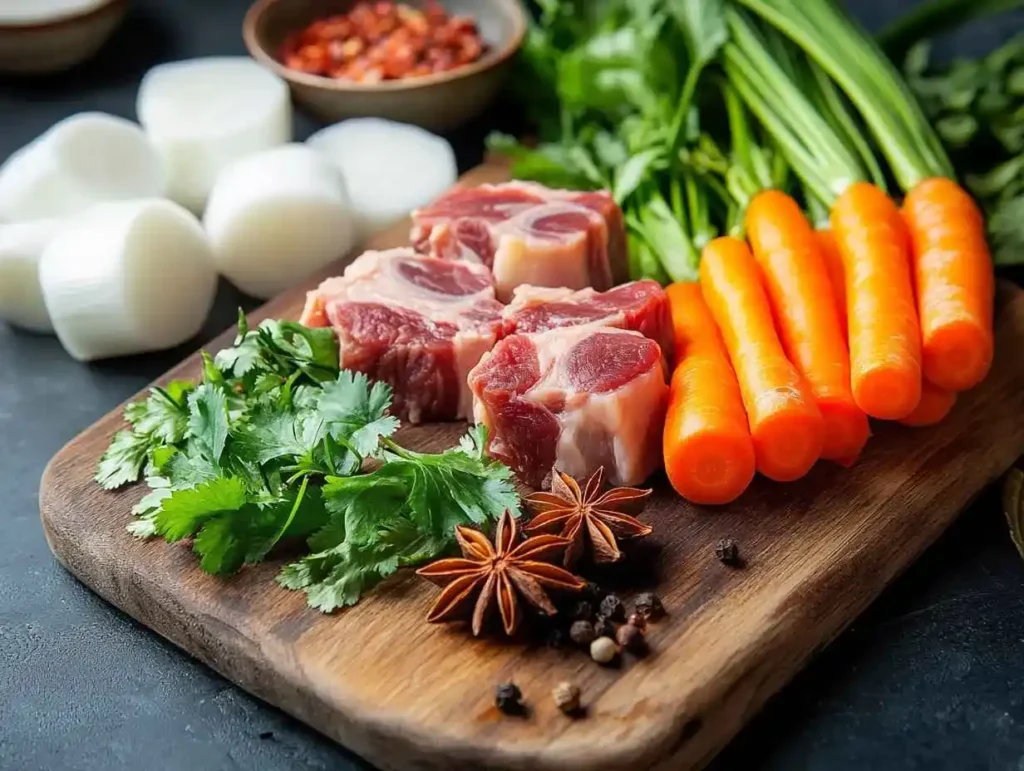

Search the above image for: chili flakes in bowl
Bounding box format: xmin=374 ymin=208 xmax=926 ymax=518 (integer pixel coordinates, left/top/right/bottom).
xmin=278 ymin=1 xmax=487 ymax=83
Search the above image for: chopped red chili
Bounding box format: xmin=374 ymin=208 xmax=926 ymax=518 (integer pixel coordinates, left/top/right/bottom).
xmin=278 ymin=1 xmax=488 ymax=83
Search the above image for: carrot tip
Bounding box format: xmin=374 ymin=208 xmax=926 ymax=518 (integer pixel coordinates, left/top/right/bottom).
xmin=665 ymin=430 xmax=756 ymax=506
xmin=854 ymin=365 xmax=922 ymax=421
xmin=753 ymin=410 xmax=824 ymax=483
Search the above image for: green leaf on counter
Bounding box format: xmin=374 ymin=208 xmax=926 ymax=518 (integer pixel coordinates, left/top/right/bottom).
xmin=95 ymin=429 xmax=152 ymax=490
xmin=187 ymin=384 xmax=229 ymax=464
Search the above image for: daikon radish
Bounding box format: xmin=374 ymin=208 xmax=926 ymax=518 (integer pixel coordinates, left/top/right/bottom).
xmin=0 ymin=113 xmax=165 ymax=222
xmin=0 ymin=219 xmax=64 ymax=333
xmin=0 ymin=0 xmax=108 ymax=24
xmin=307 ymin=118 xmax=457 ymax=239
xmin=137 ymin=57 xmax=291 ymax=213
xmin=204 ymin=144 xmax=356 ymax=299
xmin=39 ymin=200 xmax=217 ymax=361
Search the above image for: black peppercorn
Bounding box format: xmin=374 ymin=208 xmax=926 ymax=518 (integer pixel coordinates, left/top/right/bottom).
xmin=495 ymin=682 xmax=524 ymax=715
xmin=571 ymin=600 xmax=594 ymax=621
xmin=599 ymin=593 xmax=626 ymax=622
xmin=592 ymin=614 xmax=615 ymax=639
xmin=569 ymin=620 xmax=596 ymax=647
xmin=583 ymin=581 xmax=604 ymax=602
xmin=634 ymin=592 xmax=664 ymax=621
xmin=715 ymin=538 xmax=741 ymax=566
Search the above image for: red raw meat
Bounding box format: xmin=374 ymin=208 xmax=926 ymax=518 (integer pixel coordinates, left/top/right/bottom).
xmin=468 ymin=326 xmax=669 ymax=488
xmin=300 ymin=248 xmax=503 ymax=423
xmin=502 ymin=280 xmax=674 ymax=360
xmin=411 ymin=181 xmax=627 ymax=301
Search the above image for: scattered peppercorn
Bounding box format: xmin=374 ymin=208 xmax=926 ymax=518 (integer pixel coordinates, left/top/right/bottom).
xmin=571 ymin=600 xmax=594 ymax=622
xmin=627 ymin=612 xmax=647 ymax=631
xmin=616 ymin=623 xmax=647 ymax=655
xmin=495 ymin=682 xmax=523 ymax=715
xmin=715 ymin=538 xmax=741 ymax=566
xmin=592 ymin=615 xmax=615 ymax=639
xmin=277 ymin=1 xmax=488 ymax=83
xmin=634 ymin=592 xmax=664 ymax=621
xmin=599 ymin=593 xmax=626 ymax=622
xmin=569 ymin=620 xmax=596 ymax=647
xmin=590 ymin=636 xmax=618 ymax=665
xmin=552 ymin=681 xmax=582 ymax=714
xmin=583 ymin=581 xmax=604 ymax=602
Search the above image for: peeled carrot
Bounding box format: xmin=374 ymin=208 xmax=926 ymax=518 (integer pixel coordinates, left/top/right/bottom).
xmin=815 ymin=228 xmax=847 ymax=341
xmin=699 ymin=236 xmax=824 ymax=482
xmin=746 ymin=191 xmax=870 ymax=465
xmin=831 ymin=182 xmax=922 ymax=420
xmin=903 ymin=177 xmax=995 ymax=392
xmin=663 ymin=282 xmax=756 ymax=504
xmin=898 ymin=379 xmax=957 ymax=427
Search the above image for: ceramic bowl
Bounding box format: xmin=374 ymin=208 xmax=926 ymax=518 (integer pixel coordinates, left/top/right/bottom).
xmin=0 ymin=0 xmax=129 ymax=75
xmin=243 ymin=0 xmax=527 ymax=133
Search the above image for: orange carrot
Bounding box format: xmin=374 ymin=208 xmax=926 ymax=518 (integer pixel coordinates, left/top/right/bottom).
xmin=898 ymin=379 xmax=957 ymax=427
xmin=831 ymin=182 xmax=922 ymax=420
xmin=663 ymin=282 xmax=756 ymax=504
xmin=746 ymin=191 xmax=870 ymax=465
xmin=699 ymin=236 xmax=824 ymax=482
xmin=815 ymin=228 xmax=847 ymax=341
xmin=903 ymin=177 xmax=995 ymax=392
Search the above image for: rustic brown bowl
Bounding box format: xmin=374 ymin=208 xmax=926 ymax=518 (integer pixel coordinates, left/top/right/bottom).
xmin=243 ymin=0 xmax=527 ymax=133
xmin=0 ymin=0 xmax=129 ymax=75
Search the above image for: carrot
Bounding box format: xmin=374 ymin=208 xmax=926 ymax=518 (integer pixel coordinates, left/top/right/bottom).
xmin=815 ymin=228 xmax=847 ymax=341
xmin=663 ymin=282 xmax=756 ymax=504
xmin=902 ymin=177 xmax=995 ymax=392
xmin=699 ymin=236 xmax=824 ymax=482
xmin=746 ymin=191 xmax=870 ymax=465
xmin=830 ymin=182 xmax=922 ymax=420
xmin=898 ymin=379 xmax=957 ymax=427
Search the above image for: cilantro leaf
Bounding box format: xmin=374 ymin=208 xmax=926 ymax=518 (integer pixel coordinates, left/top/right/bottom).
xmin=96 ymin=429 xmax=152 ymax=490
xmin=318 ymin=372 xmax=399 ymax=457
xmin=154 ymin=477 xmax=248 ymax=542
xmin=231 ymin=402 xmax=325 ymax=466
xmin=187 ymin=384 xmax=229 ymax=463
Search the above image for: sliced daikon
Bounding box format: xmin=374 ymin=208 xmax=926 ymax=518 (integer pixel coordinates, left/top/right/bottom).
xmin=204 ymin=144 xmax=355 ymax=299
xmin=39 ymin=200 xmax=217 ymax=361
xmin=0 ymin=113 xmax=165 ymax=222
xmin=306 ymin=118 xmax=457 ymax=239
xmin=137 ymin=57 xmax=292 ymax=213
xmin=0 ymin=219 xmax=65 ymax=333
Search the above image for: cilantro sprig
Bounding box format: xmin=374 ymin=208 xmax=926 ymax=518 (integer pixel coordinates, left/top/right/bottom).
xmin=96 ymin=312 xmax=519 ymax=612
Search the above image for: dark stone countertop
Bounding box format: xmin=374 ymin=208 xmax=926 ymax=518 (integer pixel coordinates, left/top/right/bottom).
xmin=2 ymin=1 xmax=1023 ymax=769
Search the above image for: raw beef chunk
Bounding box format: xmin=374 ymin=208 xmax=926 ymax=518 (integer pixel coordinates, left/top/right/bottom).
xmin=468 ymin=326 xmax=669 ymax=488
xmin=503 ymin=280 xmax=674 ymax=360
xmin=301 ymin=248 xmax=503 ymax=423
xmin=411 ymin=181 xmax=627 ymax=301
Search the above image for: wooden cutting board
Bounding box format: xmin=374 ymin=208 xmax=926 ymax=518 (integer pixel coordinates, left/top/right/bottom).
xmin=40 ymin=160 xmax=1024 ymax=771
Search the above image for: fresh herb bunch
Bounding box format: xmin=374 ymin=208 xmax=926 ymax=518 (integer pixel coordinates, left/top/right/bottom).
xmin=96 ymin=312 xmax=519 ymax=612
xmin=489 ymin=0 xmax=732 ymax=283
xmin=903 ymin=34 xmax=1024 ymax=265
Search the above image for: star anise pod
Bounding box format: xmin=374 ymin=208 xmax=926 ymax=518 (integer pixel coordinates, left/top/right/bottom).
xmin=524 ymin=467 xmax=653 ymax=567
xmin=416 ymin=510 xmax=587 ymax=637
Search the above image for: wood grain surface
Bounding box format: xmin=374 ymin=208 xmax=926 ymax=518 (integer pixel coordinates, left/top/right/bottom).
xmin=40 ymin=161 xmax=1024 ymax=771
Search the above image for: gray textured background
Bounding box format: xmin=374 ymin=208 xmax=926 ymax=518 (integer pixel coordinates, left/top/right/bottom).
xmin=2 ymin=1 xmax=1024 ymax=769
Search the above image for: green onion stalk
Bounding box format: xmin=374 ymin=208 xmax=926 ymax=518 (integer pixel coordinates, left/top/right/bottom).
xmin=735 ymin=0 xmax=955 ymax=192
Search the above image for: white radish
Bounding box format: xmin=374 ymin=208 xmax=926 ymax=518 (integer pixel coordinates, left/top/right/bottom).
xmin=0 ymin=219 xmax=65 ymax=333
xmin=0 ymin=113 xmax=165 ymax=222
xmin=306 ymin=118 xmax=457 ymax=239
xmin=204 ymin=144 xmax=355 ymax=300
xmin=0 ymin=0 xmax=108 ymax=24
xmin=137 ymin=57 xmax=291 ymax=213
xmin=39 ymin=200 xmax=217 ymax=361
